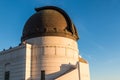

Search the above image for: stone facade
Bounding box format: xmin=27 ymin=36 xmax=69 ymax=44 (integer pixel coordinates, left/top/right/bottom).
xmin=0 ymin=44 xmax=32 ymax=80
xmin=0 ymin=6 xmax=90 ymax=80
xmin=0 ymin=36 xmax=90 ymax=80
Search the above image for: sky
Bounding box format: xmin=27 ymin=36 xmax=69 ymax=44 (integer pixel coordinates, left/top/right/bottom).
xmin=0 ymin=0 xmax=120 ymax=80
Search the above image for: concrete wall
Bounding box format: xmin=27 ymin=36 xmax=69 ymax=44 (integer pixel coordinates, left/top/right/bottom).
xmin=0 ymin=44 xmax=32 ymax=80
xmin=0 ymin=36 xmax=90 ymax=80
xmin=26 ymin=36 xmax=79 ymax=80
xmin=78 ymin=62 xmax=90 ymax=80
xmin=55 ymin=68 xmax=79 ymax=80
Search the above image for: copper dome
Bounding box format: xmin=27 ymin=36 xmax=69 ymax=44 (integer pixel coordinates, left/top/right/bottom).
xmin=21 ymin=6 xmax=79 ymax=41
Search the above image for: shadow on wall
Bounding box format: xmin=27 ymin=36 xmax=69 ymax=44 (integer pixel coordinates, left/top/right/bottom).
xmin=26 ymin=63 xmax=77 ymax=80
xmin=46 ymin=63 xmax=77 ymax=80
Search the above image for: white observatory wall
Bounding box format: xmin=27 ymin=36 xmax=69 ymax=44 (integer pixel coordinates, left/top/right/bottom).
xmin=79 ymin=62 xmax=90 ymax=80
xmin=26 ymin=36 xmax=79 ymax=80
xmin=0 ymin=44 xmax=32 ymax=80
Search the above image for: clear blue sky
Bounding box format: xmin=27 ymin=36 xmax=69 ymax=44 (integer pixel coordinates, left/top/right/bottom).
xmin=0 ymin=0 xmax=120 ymax=80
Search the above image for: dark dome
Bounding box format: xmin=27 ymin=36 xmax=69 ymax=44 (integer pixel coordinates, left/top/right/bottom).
xmin=21 ymin=6 xmax=79 ymax=41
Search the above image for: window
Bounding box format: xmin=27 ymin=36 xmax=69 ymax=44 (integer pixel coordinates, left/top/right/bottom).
xmin=4 ymin=71 xmax=10 ymax=80
xmin=4 ymin=63 xmax=10 ymax=80
xmin=41 ymin=70 xmax=45 ymax=80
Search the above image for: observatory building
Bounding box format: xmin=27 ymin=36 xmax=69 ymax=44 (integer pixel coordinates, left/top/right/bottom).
xmin=0 ymin=6 xmax=90 ymax=80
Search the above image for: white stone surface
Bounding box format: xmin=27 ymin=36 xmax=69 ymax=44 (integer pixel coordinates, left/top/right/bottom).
xmin=55 ymin=68 xmax=79 ymax=80
xmin=79 ymin=62 xmax=90 ymax=80
xmin=25 ymin=36 xmax=79 ymax=80
xmin=0 ymin=44 xmax=32 ymax=80
xmin=0 ymin=36 xmax=90 ymax=80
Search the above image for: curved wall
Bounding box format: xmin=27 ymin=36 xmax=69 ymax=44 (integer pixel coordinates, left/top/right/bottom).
xmin=25 ymin=36 xmax=79 ymax=79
